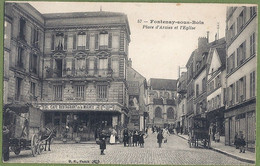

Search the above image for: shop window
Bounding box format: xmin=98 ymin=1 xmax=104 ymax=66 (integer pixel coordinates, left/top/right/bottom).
xmin=53 ymin=85 xmax=63 ymax=101
xmin=155 ymin=107 xmax=162 ymax=118
xmin=97 ymin=85 xmax=108 ymax=99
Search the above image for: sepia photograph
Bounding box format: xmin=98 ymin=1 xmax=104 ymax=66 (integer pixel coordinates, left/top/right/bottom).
xmin=1 ymin=1 xmax=258 ymax=165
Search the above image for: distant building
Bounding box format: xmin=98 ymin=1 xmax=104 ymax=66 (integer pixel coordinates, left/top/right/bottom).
xmin=146 ymin=78 xmax=177 ymax=128
xmin=176 ymin=72 xmax=188 ymax=134
xmin=126 ymin=59 xmax=147 ymax=131
xmin=225 ymin=6 xmax=257 ymax=151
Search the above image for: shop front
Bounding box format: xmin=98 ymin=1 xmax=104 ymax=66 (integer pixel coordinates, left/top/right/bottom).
xmin=38 ymin=103 xmax=126 ymax=141
xmin=224 ymin=99 xmax=256 ymax=152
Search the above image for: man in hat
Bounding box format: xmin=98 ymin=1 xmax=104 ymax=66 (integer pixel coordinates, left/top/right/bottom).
xmin=99 ymin=130 xmax=107 ymax=155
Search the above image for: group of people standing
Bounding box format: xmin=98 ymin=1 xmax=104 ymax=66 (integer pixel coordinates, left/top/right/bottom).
xmin=123 ymin=129 xmax=145 ymax=148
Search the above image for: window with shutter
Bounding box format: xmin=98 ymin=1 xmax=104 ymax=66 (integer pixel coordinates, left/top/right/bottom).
xmin=64 ymin=34 xmax=68 ymax=50
xmin=95 ymin=34 xmax=99 ymax=50
xmin=108 ymin=33 xmax=112 ymax=48
xmin=73 ymin=34 xmax=76 ymax=50
xmin=86 ymin=33 xmax=90 ymax=50
xmin=51 ymin=34 xmax=55 ymax=51
xmin=250 ymin=33 xmax=256 ymax=56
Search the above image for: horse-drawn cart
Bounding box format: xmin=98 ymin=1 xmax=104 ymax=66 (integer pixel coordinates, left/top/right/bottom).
xmin=188 ymin=117 xmax=210 ymax=148
xmin=3 ymin=103 xmax=45 ymax=157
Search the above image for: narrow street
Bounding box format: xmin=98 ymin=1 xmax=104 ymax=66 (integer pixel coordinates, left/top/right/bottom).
xmin=6 ymin=133 xmax=249 ymax=165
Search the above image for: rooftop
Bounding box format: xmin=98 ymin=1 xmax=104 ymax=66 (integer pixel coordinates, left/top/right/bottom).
xmin=149 ymin=78 xmax=177 ymax=91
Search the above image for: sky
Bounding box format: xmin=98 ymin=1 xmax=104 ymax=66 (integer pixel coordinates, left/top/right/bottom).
xmin=27 ymin=2 xmax=229 ymax=80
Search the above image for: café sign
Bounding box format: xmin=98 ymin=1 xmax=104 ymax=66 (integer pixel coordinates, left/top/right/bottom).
xmin=38 ymin=104 xmax=119 ymax=111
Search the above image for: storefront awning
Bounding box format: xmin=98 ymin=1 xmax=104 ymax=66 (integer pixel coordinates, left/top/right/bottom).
xmin=4 ymin=103 xmax=31 ymax=114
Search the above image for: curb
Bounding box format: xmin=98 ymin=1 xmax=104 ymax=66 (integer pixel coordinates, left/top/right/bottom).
xmin=176 ymin=134 xmax=255 ymax=164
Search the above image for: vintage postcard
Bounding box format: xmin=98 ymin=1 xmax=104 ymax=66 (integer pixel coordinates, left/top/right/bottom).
xmin=1 ymin=1 xmax=258 ymax=165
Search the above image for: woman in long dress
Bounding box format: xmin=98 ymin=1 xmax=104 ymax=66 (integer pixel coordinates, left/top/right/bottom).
xmin=109 ymin=128 xmax=117 ymax=144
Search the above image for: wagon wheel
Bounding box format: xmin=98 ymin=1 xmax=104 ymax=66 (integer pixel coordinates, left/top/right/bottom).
xmin=37 ymin=141 xmax=44 ymax=155
xmin=31 ymin=134 xmax=38 ymax=157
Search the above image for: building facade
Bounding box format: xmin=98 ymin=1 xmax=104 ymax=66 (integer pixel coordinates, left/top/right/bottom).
xmin=146 ymin=78 xmax=177 ymax=128
xmin=206 ymin=46 xmax=226 ymax=137
xmin=4 ymin=3 xmax=45 ymax=137
xmin=225 ymin=6 xmax=257 ymax=151
xmin=4 ymin=3 xmax=131 ymax=141
xmin=126 ymin=59 xmax=147 ymax=131
xmin=176 ymin=72 xmax=188 ymax=134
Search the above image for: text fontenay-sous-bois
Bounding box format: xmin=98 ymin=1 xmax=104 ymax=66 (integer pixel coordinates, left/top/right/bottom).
xmin=138 ymin=19 xmax=204 ymax=30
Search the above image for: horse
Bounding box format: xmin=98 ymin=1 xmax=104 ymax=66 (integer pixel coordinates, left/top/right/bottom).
xmin=40 ymin=127 xmax=57 ymax=151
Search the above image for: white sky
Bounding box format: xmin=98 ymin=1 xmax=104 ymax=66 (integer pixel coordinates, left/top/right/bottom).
xmin=27 ymin=2 xmax=229 ymax=80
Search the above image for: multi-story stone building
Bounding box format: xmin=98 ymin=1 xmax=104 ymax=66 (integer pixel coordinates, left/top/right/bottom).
xmin=4 ymin=3 xmax=45 ymax=136
xmin=126 ymin=59 xmax=147 ymax=131
xmin=206 ymin=45 xmax=226 ymax=138
xmin=225 ymin=6 xmax=257 ymax=151
xmin=4 ymin=2 xmax=131 ymax=141
xmin=176 ymin=72 xmax=188 ymax=134
xmin=185 ymin=52 xmax=195 ymax=130
xmin=146 ymin=78 xmax=177 ymax=128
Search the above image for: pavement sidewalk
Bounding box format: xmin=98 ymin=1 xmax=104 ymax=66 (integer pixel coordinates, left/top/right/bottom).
xmin=176 ymin=134 xmax=255 ymax=164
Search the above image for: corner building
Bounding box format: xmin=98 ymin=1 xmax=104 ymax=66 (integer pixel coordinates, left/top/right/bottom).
xmin=4 ymin=3 xmax=131 ymax=140
xmin=225 ymin=6 xmax=257 ymax=151
xmin=39 ymin=11 xmax=131 ymax=140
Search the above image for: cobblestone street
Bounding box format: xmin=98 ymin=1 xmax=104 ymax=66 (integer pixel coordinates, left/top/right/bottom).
xmin=6 ymin=133 xmax=249 ymax=165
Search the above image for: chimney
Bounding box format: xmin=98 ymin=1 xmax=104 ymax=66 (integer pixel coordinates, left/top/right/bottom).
xmin=198 ymin=37 xmax=208 ymax=49
xmin=128 ymin=58 xmax=132 ymax=67
xmin=207 ymin=31 xmax=209 ymax=42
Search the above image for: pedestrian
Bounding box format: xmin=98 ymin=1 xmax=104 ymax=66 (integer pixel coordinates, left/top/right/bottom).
xmin=157 ymin=130 xmax=163 ymax=148
xmin=234 ymin=132 xmax=239 ymax=149
xmin=2 ymin=126 xmax=10 ymax=161
xmin=215 ymin=131 xmax=220 ymax=143
xmin=163 ymin=128 xmax=170 ymax=143
xmin=139 ymin=132 xmax=145 ymax=148
xmin=212 ymin=124 xmax=216 ymax=141
xmin=109 ymin=128 xmax=117 ymax=144
xmin=152 ymin=126 xmax=155 ymax=133
xmin=99 ymin=130 xmax=107 ymax=155
xmin=123 ymin=128 xmax=129 ymax=147
xmin=128 ymin=131 xmax=133 ymax=147
xmin=238 ymin=134 xmax=246 ymax=153
xmin=133 ymin=130 xmax=139 ymax=146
